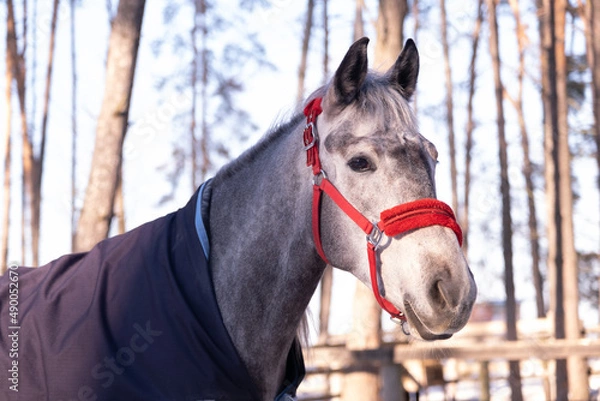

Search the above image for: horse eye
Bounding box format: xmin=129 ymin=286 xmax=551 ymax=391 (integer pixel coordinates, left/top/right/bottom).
xmin=347 ymin=157 xmax=373 ymax=172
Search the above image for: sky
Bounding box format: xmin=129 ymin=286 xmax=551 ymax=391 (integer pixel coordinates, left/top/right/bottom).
xmin=0 ymin=0 xmax=599 ymax=334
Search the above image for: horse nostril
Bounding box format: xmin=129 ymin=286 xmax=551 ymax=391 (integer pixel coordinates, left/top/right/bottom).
xmin=430 ymin=280 xmax=461 ymax=310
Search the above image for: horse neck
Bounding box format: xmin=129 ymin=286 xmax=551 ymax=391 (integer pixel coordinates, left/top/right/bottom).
xmin=208 ymin=118 xmax=325 ymax=399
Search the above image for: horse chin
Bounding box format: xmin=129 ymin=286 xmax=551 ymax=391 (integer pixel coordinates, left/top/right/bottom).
xmin=402 ymin=301 xmax=456 ymax=341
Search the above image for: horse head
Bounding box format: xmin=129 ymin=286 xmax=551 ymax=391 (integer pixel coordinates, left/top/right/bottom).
xmin=310 ymin=37 xmax=477 ymax=340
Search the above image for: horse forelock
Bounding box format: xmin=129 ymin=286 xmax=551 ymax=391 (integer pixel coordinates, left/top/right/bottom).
xmin=308 ymin=72 xmax=419 ymax=140
xmin=355 ymin=74 xmax=419 ymax=135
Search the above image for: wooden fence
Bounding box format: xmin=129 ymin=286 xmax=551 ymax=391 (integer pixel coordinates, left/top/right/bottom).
xmin=297 ymin=318 xmax=600 ymax=400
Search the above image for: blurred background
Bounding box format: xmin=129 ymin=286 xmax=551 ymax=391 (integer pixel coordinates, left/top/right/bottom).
xmin=1 ymin=0 xmax=599 ymax=399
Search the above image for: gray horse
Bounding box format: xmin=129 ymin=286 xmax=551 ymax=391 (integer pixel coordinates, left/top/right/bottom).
xmin=0 ymin=38 xmax=476 ymax=401
xmin=210 ymin=37 xmax=476 ymax=398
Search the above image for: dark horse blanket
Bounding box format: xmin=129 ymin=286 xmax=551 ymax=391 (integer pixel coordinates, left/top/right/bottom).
xmin=0 ymin=186 xmax=304 ymax=401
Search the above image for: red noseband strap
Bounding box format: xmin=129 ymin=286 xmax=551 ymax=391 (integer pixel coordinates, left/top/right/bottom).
xmin=303 ymin=97 xmax=463 ymax=323
xmin=379 ymin=199 xmax=463 ymax=246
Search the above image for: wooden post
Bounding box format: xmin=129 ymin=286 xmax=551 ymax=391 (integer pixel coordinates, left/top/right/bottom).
xmin=479 ymin=361 xmax=490 ymax=401
xmin=381 ymin=364 xmax=404 ymax=401
xmin=340 ymin=285 xmax=382 ymax=401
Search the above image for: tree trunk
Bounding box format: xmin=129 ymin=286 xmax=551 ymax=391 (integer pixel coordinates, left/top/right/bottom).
xmin=580 ymin=0 xmax=600 ymax=258
xmin=540 ymin=0 xmax=568 ymax=397
xmin=343 ymin=289 xmax=383 ymax=401
xmin=464 ymin=4 xmax=485 ymax=398
xmin=592 ymin=0 xmax=600 ymax=247
xmin=20 ymin=0 xmax=30 ymax=267
xmin=322 ymin=0 xmax=329 ymax=84
xmin=190 ymin=0 xmax=212 ymax=188
xmin=198 ymin=0 xmax=210 ymax=183
xmin=30 ymin=0 xmax=59 ymax=266
xmin=318 ymin=266 xmax=333 ymax=343
xmin=462 ymin=0 xmax=483 ymax=257
xmin=74 ymin=0 xmax=146 ymax=252
xmin=70 ymin=0 xmax=78 ymax=251
xmin=486 ymin=1 xmax=523 ymax=400
xmin=374 ymin=0 xmax=407 ymax=70
xmin=2 ymin=9 xmax=14 ymax=273
xmin=411 ymin=0 xmax=419 ymax=114
xmin=297 ymin=0 xmax=315 ymax=104
xmin=553 ymin=0 xmax=587 ymax=398
xmin=440 ymin=0 xmax=458 ymax=216
xmin=6 ymin=0 xmax=32 ymax=266
xmin=318 ymin=0 xmax=332 ymax=345
xmin=353 ymin=0 xmax=364 ymax=42
xmin=191 ymin=0 xmax=199 ymax=190
xmin=507 ymin=0 xmax=545 ymax=319
xmin=115 ymin=172 xmax=126 ymax=234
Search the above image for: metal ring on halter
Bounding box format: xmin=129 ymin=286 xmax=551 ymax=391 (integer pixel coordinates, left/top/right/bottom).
xmin=367 ymin=225 xmax=384 ymax=250
xmin=312 ymin=170 xmax=327 ymax=186
xmin=390 ymin=315 xmax=410 ymax=335
xmin=401 ymin=320 xmax=411 ymax=336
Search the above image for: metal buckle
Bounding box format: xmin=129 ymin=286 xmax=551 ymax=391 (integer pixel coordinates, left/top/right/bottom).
xmin=366 ymin=225 xmax=384 ymax=250
xmin=303 ymin=122 xmax=317 ymax=150
xmin=312 ymin=169 xmax=327 ymax=186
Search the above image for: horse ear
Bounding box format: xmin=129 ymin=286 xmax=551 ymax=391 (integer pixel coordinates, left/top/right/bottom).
xmin=328 ymin=37 xmax=369 ymax=106
xmin=388 ymin=39 xmax=419 ymax=100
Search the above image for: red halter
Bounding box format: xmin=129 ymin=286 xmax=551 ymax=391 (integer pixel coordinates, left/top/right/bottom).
xmin=303 ymin=97 xmax=463 ymax=323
